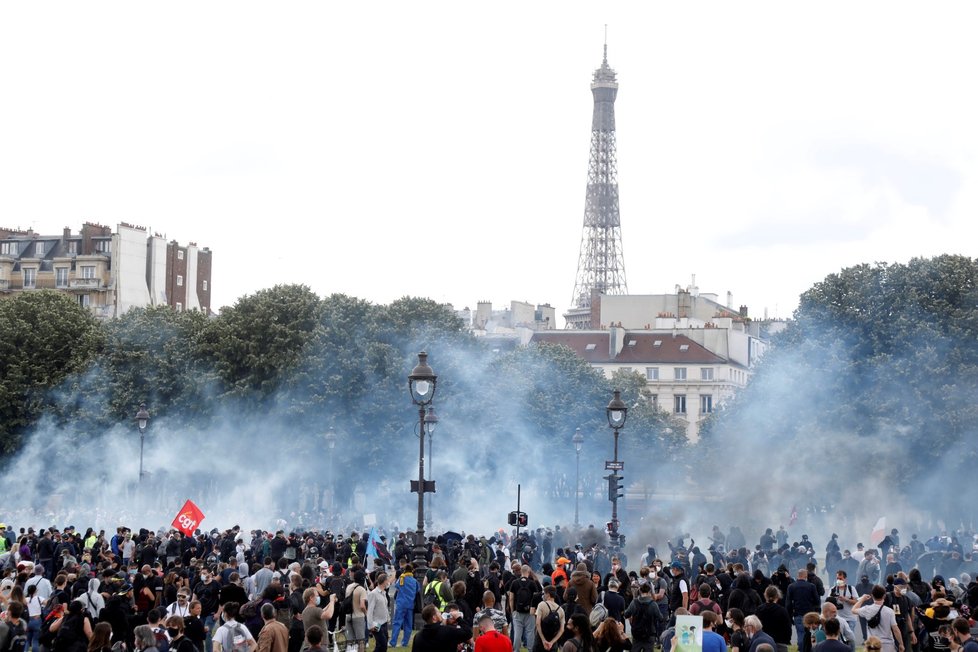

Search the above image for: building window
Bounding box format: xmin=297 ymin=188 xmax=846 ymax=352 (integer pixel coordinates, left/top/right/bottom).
xmin=176 ymin=275 xmax=183 ymax=287
xmin=202 ymin=280 xmax=208 ymax=291
xmin=701 ymin=368 xmax=715 ymax=380
xmin=701 ymin=395 xmax=714 ymax=414
xmin=679 ymin=344 xmax=689 ymax=352
xmin=585 ymin=343 xmax=597 ymax=351
xmin=1 ymin=242 xmax=16 ymax=255
xmin=68 ymin=241 xmax=78 ymax=254
xmin=653 ymin=340 xmax=662 ymax=347
xmin=79 ymin=294 xmax=91 ymax=307
xmin=674 ymin=395 xmax=687 ymax=414
xmin=674 ymin=367 xmax=687 ymax=380
xmin=23 ymin=268 xmax=36 ymax=288
xmin=646 ymin=367 xmax=659 ymax=380
xmin=81 ymin=265 xmax=95 ymax=279
xmin=175 ymin=302 xmax=182 ymax=311
xmin=34 ymin=243 xmax=45 ymax=257
xmin=96 ymin=240 xmax=111 ymax=253
xmin=177 ymin=250 xmax=184 ymax=260
xmin=55 ymin=268 xmax=68 ymax=287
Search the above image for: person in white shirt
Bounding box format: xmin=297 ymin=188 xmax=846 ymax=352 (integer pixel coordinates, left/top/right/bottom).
xmin=25 ymin=566 xmax=52 ymax=602
xmin=167 ymin=591 xmax=193 ymax=619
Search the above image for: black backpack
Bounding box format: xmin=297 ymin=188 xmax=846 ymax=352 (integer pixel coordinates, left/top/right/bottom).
xmin=540 ymin=603 xmax=561 ymax=639
xmin=514 ymin=579 xmax=534 ymax=613
xmin=634 ymin=600 xmax=661 ymax=640
xmin=340 ymin=584 xmax=358 ymax=616
xmin=4 ymin=620 xmax=27 ymax=652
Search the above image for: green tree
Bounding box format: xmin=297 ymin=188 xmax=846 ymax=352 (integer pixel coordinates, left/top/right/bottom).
xmin=200 ymin=284 xmax=321 ymax=399
xmin=0 ymin=291 xmax=103 ymax=453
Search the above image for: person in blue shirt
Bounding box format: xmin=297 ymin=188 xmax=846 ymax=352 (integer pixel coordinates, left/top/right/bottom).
xmin=389 ymin=563 xmax=420 ymax=648
xmin=702 ymin=611 xmax=728 ymax=652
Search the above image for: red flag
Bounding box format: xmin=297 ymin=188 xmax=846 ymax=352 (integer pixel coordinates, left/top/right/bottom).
xmin=171 ymin=499 xmax=205 ymax=537
xmin=789 ymin=505 xmax=798 ymax=526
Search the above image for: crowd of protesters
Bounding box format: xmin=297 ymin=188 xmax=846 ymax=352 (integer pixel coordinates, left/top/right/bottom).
xmin=1 ymin=522 xmax=978 ymax=652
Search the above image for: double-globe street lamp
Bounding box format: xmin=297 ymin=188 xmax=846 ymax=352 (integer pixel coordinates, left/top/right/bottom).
xmin=408 ymin=352 xmax=437 ymax=572
xmin=573 ymin=428 xmax=584 ymax=526
xmin=134 ymin=403 xmax=150 ymax=483
xmin=606 ymin=389 xmax=628 ymax=549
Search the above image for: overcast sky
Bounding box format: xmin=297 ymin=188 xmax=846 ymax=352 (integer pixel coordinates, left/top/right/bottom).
xmin=2 ymin=2 xmax=975 ymax=324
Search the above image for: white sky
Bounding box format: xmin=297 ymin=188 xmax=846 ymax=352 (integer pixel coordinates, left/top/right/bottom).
xmin=2 ymin=2 xmax=976 ymax=324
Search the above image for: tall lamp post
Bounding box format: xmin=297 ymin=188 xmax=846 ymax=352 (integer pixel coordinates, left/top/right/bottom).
xmin=135 ymin=403 xmax=150 ymax=483
xmin=324 ymin=428 xmax=337 ymax=511
xmin=572 ymin=428 xmax=584 ymax=527
xmin=605 ymin=390 xmax=627 ymax=549
xmin=408 ymin=352 xmax=437 ymax=572
xmin=424 ymin=407 xmax=438 ymax=529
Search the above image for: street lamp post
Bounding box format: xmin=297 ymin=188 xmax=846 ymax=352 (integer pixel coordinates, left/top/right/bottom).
xmin=408 ymin=352 xmax=437 ymax=572
xmin=572 ymin=428 xmax=584 ymax=527
xmin=605 ymin=390 xmax=628 ymax=549
xmin=424 ymin=407 xmax=438 ymax=530
xmin=324 ymin=428 xmax=337 ymax=511
xmin=134 ymin=403 xmax=150 ymax=483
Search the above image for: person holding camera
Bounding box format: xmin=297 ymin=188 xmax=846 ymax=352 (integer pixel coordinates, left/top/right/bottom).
xmin=411 ymin=603 xmax=473 ymax=652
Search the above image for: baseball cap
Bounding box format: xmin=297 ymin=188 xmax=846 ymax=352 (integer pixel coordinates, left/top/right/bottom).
xmin=670 ymin=561 xmax=683 ymax=569
xmin=894 ymin=578 xmax=907 ymax=585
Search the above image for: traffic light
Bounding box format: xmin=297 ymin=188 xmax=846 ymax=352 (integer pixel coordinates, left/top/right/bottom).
xmin=507 ymin=511 xmax=518 ymax=526
xmin=606 ymin=474 xmax=624 ymax=501
xmin=517 ymin=512 xmax=528 ymax=527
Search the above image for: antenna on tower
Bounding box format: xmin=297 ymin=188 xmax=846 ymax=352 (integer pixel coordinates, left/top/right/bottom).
xmin=603 ymin=24 xmax=608 ymax=63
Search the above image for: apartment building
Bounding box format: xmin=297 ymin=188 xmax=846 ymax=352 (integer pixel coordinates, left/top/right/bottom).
xmin=0 ymin=222 xmax=212 ymax=317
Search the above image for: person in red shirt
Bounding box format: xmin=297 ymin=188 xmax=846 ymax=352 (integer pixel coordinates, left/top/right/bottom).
xmin=551 ymin=558 xmax=570 ymax=587
xmin=475 ymin=614 xmax=513 ymax=652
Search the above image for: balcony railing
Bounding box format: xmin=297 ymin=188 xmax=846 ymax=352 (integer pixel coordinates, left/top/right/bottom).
xmin=69 ymin=277 xmax=103 ymax=290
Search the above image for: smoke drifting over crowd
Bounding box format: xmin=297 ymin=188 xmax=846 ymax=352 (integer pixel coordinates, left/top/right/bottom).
xmin=3 ymin=257 xmax=978 ymax=560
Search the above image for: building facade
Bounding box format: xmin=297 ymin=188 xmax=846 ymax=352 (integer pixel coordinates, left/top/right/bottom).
xmin=0 ymin=222 xmax=212 ymax=317
xmin=531 ymin=288 xmax=777 ymax=441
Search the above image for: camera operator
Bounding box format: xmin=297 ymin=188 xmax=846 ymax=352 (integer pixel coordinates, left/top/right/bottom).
xmin=411 ymin=603 xmax=473 ymax=652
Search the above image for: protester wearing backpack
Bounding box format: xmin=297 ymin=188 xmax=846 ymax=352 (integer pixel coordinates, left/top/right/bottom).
xmin=534 ymin=586 xmax=564 ymax=652
xmin=509 ymin=565 xmax=542 ymax=652
xmin=212 ymin=603 xmax=257 ymax=652
xmin=0 ymin=601 xmax=28 ymax=652
xmin=624 ymin=583 xmax=663 ymax=652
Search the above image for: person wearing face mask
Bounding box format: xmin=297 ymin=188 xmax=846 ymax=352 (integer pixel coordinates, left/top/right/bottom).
xmin=604 ymin=558 xmax=630 ymax=601
xmin=192 ymin=570 xmax=221 ymax=652
xmin=725 ymin=608 xmax=748 ymax=652
xmin=884 ymin=579 xmax=915 ymax=652
xmin=828 ymin=571 xmax=857 ymax=638
xmin=949 ymin=617 xmax=978 ymax=652
xmin=299 ymin=588 xmax=335 ymax=652
xmin=166 ymin=616 xmax=198 ymax=652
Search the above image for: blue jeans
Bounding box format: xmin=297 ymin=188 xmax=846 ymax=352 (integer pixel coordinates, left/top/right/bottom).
xmin=26 ymin=616 xmax=42 ymax=652
xmin=793 ymin=616 xmax=806 ymax=646
xmin=204 ymin=614 xmax=216 ymax=652
xmin=389 ymin=605 xmax=413 ymax=647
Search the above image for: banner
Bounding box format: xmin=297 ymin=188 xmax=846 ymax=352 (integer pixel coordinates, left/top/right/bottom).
xmin=171 ymin=499 xmax=205 ymax=537
xmin=674 ymin=615 xmax=703 ymax=652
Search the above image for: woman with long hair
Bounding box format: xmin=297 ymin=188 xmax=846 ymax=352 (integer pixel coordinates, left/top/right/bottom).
xmin=165 ymin=616 xmax=197 ymax=652
xmin=593 ymin=616 xmax=631 ymax=651
xmin=88 ymin=623 xmax=113 ymax=652
xmin=563 ymin=613 xmax=597 ymax=652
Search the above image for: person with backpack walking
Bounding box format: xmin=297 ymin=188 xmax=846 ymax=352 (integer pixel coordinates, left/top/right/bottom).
xmin=0 ymin=600 xmax=28 ymax=652
xmin=624 ymin=583 xmax=664 ymax=652
xmin=533 ymin=586 xmax=564 ymax=652
xmin=509 ymin=565 xmax=542 ymax=652
xmin=212 ymin=603 xmax=257 ymax=652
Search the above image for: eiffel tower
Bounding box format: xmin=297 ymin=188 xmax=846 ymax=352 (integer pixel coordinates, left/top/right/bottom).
xmin=565 ymin=40 xmax=628 ymax=329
